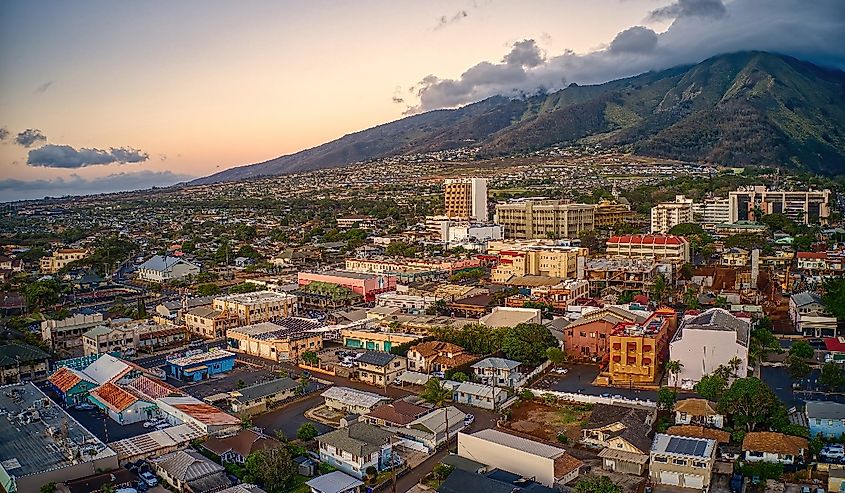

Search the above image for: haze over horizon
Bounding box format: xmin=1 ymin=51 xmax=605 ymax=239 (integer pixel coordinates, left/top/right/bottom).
xmin=1 ymin=0 xmax=843 ymax=202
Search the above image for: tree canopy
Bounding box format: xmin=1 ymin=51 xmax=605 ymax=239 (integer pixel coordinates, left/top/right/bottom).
xmin=501 ymin=323 xmax=559 ymax=366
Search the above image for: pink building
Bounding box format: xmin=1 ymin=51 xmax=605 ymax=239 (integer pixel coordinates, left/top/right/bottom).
xmin=297 ymin=270 xmax=397 ymax=302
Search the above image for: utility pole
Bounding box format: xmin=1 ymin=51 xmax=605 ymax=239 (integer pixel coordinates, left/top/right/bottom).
xmin=390 ymin=434 xmax=397 ymax=493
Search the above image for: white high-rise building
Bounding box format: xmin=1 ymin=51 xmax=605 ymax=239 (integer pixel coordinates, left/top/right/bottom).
xmin=650 ymin=195 xmax=694 ymax=233
xmin=444 ymin=178 xmax=488 ymax=221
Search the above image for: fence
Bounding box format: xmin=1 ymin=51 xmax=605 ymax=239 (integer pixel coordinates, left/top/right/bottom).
xmin=526 ymin=388 xmax=657 ymax=408
xmin=513 ymin=360 xmax=553 ymax=389
xmin=299 ymin=362 xmax=336 ymax=376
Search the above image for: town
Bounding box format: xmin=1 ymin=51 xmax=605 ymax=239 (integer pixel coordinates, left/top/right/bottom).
xmin=0 ymin=159 xmax=843 ymax=493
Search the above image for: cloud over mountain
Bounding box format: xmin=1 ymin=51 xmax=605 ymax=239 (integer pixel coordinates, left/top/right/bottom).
xmin=27 ymin=144 xmax=150 ymax=168
xmin=408 ymin=0 xmax=845 ymax=112
xmin=0 ymin=170 xmax=192 ymax=202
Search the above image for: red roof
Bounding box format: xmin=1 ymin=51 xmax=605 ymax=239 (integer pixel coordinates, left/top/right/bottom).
xmin=49 ymin=367 xmax=84 ymax=393
xmin=796 ymin=252 xmax=827 ymax=259
xmin=89 ymin=382 xmax=139 ymax=412
xmin=824 ymin=337 xmax=845 ymax=352
xmin=607 ymin=234 xmax=685 ymax=246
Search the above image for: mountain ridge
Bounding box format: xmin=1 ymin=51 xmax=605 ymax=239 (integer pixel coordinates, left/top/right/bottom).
xmin=191 ymin=51 xmax=845 ymax=185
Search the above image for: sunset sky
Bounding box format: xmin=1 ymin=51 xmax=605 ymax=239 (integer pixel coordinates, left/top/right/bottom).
xmin=1 ymin=0 xmax=842 ymax=201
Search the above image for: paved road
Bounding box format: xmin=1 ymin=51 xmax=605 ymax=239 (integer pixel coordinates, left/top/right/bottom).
xmin=760 ymin=365 xmax=845 ymax=407
xmin=251 ymin=393 xmax=332 ymax=439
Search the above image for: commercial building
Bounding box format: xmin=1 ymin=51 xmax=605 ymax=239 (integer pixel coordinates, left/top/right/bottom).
xmin=495 ymin=199 xmax=595 ymax=240
xmin=341 ymin=328 xmax=420 ymax=352
xmin=505 ymin=279 xmax=589 ymax=312
xmin=669 ymin=309 xmax=750 ymax=389
xmin=729 ymin=186 xmax=831 ymax=224
xmin=593 ymin=201 xmax=634 ymax=228
xmin=649 ymin=434 xmax=717 ymax=490
xmin=445 ymin=223 xmax=503 ymax=247
xmin=298 ymin=270 xmax=396 ymax=302
xmin=185 ymin=306 xmax=239 ymax=339
xmin=457 ymin=429 xmax=582 ymax=488
xmin=605 ymin=309 xmax=675 ymax=386
xmin=563 ymin=307 xmax=646 ymax=361
xmin=228 ymin=378 xmax=300 ymax=416
xmin=82 ymin=321 xmax=187 ymax=357
xmin=88 ymin=381 xmax=156 ymax=425
xmin=479 ymin=306 xmax=542 ymax=328
xmin=156 ymin=395 xmax=240 ymax=435
xmin=375 ymin=292 xmax=437 ymax=313
xmin=166 ymin=348 xmax=236 ymax=382
xmin=42 ymin=312 xmax=105 ymax=355
xmin=321 ymin=386 xmax=390 ymax=415
xmin=136 ymin=255 xmax=200 ymax=283
xmin=0 ymin=343 xmax=50 ymax=383
xmin=344 ymin=256 xmax=480 ymax=276
xmin=606 ymin=234 xmax=690 ymax=263
xmin=226 ymin=319 xmax=323 ymax=362
xmin=444 ymin=177 xmax=488 ymax=221
xmin=692 ymin=197 xmax=731 ymax=228
xmin=0 ymin=383 xmax=119 ymax=493
xmin=212 ymin=290 xmax=297 ymax=325
xmin=650 ymin=195 xmax=694 ymax=233
xmin=490 ymin=245 xmax=585 ymax=283
xmin=40 ymin=248 xmax=88 ymax=274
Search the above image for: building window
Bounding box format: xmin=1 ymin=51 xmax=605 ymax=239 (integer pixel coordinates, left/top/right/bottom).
xmin=653 ymin=456 xmax=667 ymax=463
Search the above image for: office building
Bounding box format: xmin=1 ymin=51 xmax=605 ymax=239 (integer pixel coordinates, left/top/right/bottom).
xmin=728 ymin=186 xmax=831 ymax=224
xmin=692 ymin=197 xmax=730 ymax=227
xmin=606 ymin=234 xmax=690 ymax=263
xmin=650 ymin=195 xmax=694 ymax=233
xmin=212 ymin=290 xmax=297 ymax=325
xmin=495 ymin=200 xmax=595 ymax=240
xmin=444 ymin=178 xmax=488 ymax=221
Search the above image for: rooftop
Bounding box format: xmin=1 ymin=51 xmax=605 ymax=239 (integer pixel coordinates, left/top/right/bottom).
xmin=321 ymin=386 xmax=389 ymax=408
xmin=674 ymin=308 xmax=750 ymax=346
xmin=356 ymin=350 xmax=398 ymax=367
xmin=214 ymin=290 xmax=296 ymax=305
xmin=0 ymin=342 xmax=50 ymax=366
xmin=305 ymin=470 xmax=363 ymax=493
xmin=317 ymin=422 xmax=393 ymax=456
xmin=742 ymin=432 xmax=808 ymax=456
xmin=465 ymin=429 xmax=565 ymax=459
xmin=166 ymin=348 xmax=236 ymax=367
xmin=651 ymin=433 xmax=716 ymax=458
xmin=805 ymin=401 xmax=845 ymax=420
xmin=232 ymin=377 xmax=299 ymax=403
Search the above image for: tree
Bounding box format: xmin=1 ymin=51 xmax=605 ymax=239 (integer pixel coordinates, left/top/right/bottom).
xmin=682 ymin=287 xmax=700 ymax=309
xmin=818 ymin=362 xmax=845 ymax=391
xmin=24 ymin=279 xmax=63 ymax=311
xmin=501 ymin=323 xmax=559 ymax=366
xmin=546 ymin=347 xmax=567 ymax=366
xmin=297 ymin=422 xmax=319 ymax=441
xmin=451 ymin=371 xmax=469 ymax=382
xmin=244 ymin=447 xmax=296 ymax=492
xmin=694 ymin=374 xmax=728 ymax=401
xmin=657 ymin=386 xmax=677 ymax=411
xmin=789 ymin=341 xmax=814 ymax=359
xmin=40 ymin=483 xmax=56 ymax=493
xmin=432 ymin=463 xmax=454 ymax=486
xmin=665 ymin=360 xmax=683 ymax=387
xmin=786 ymin=355 xmax=811 ymax=380
xmin=195 ymin=283 xmax=220 ymax=296
xmin=574 ymin=475 xmax=622 ymax=493
xmin=421 ymin=378 xmax=454 ymax=440
xmin=301 ymin=351 xmax=319 ymax=366
xmin=822 ymin=277 xmax=845 ymax=321
xmin=650 ymin=274 xmax=668 ymax=305
xmin=718 ymin=377 xmax=783 ymax=432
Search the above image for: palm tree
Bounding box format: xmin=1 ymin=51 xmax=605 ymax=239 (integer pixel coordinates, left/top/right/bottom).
xmin=650 ymin=274 xmax=668 ymax=306
xmin=666 ymin=360 xmax=683 ymax=387
xmin=727 ymin=356 xmax=742 ymax=379
xmin=421 ymin=378 xmax=454 ymax=448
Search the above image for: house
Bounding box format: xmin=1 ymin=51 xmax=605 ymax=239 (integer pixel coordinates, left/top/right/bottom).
xmin=665 ymin=425 xmax=731 ymax=444
xmin=406 ymin=341 xmax=478 ymax=374
xmin=790 ymin=291 xmax=839 ymax=338
xmin=457 ymin=429 xmax=582 ymax=488
xmin=149 ymin=449 xmax=230 ymax=493
xmin=364 ymin=400 xmax=428 ymax=427
xmin=563 ymin=307 xmax=646 ymax=360
xmin=471 ymin=357 xmax=522 ymax=387
xmin=40 ymin=248 xmax=88 ymax=274
xmin=137 ymin=255 xmax=200 ymax=284
xmin=742 ymin=432 xmax=808 ymax=465
xmin=166 ymin=348 xmax=236 ymax=381
xmin=229 ymin=377 xmax=300 ymax=416
xmin=202 ymin=429 xmax=281 ymax=464
xmin=395 ymin=406 xmax=468 ymax=450
xmin=453 ymin=381 xmax=508 ymax=411
xmin=156 ymin=396 xmax=240 ymax=435
xmin=317 ymin=422 xmax=394 ymax=480
xmin=88 ymin=382 xmax=156 ymax=424
xmin=322 ymin=386 xmax=390 ymax=415
xmin=437 ymin=468 xmax=557 ymax=493
xmin=649 ymin=433 xmax=717 ymax=490
xmin=805 ymin=401 xmax=845 ymax=439
xmin=354 ymin=351 xmax=407 ymax=387
xmin=218 ymin=486 xmax=267 ymax=493
xmin=669 ymin=308 xmax=750 ymax=389
xmin=0 ymin=342 xmax=51 ymax=383
xmin=674 ymin=398 xmax=725 ymax=429
xmin=582 ymin=404 xmax=655 ymax=474
xmin=305 ymin=470 xmax=364 ymax=493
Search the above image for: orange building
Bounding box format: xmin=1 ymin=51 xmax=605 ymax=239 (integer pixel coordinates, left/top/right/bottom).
xmin=606 ymin=308 xmax=676 ymax=386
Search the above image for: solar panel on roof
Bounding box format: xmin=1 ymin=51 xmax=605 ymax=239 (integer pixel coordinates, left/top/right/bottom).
xmin=665 ymin=436 xmax=708 ymax=457
xmin=694 ymin=440 xmax=708 ymax=457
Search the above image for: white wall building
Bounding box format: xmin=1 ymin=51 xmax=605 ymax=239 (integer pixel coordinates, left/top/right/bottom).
xmin=137 ymin=255 xmax=200 ymax=283
xmin=651 ymin=195 xmax=694 ymax=233
xmin=669 ymin=309 xmax=750 ymax=389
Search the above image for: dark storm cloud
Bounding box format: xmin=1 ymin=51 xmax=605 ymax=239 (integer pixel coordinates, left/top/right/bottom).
xmin=434 ymin=10 xmax=468 ymax=30
xmin=0 ymin=171 xmax=193 ymax=202
xmin=647 ymin=0 xmax=726 ymax=22
xmin=609 ymin=26 xmax=659 ymax=54
xmin=407 ymin=0 xmax=845 ymax=112
xmin=27 ymin=144 xmax=150 ymax=168
xmin=15 ymin=128 xmax=47 ymax=148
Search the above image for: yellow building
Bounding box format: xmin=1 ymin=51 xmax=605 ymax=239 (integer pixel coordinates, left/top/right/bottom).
xmin=184 ymin=306 xmax=239 ymax=339
xmin=227 ymin=320 xmax=323 ymax=362
xmin=212 ymin=291 xmax=297 ymax=325
xmin=606 ymin=310 xmax=674 ymax=386
xmin=40 ymin=248 xmax=88 ymax=273
xmin=444 ymin=178 xmax=488 ymax=221
xmin=490 ymin=247 xmax=586 ymax=284
xmin=494 ymin=200 xmax=595 ymax=240
xmin=594 ymin=201 xmax=635 ymax=228
xmin=341 ymin=328 xmax=420 ymax=352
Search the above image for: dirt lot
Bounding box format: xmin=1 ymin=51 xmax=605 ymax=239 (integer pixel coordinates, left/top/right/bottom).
xmin=501 ymin=399 xmax=593 ymax=443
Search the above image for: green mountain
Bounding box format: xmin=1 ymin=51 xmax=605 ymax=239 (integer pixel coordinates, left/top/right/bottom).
xmin=193 ymin=51 xmax=845 ymax=184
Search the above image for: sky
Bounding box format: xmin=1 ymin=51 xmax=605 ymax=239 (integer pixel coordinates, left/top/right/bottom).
xmin=1 ymin=0 xmax=843 ymax=202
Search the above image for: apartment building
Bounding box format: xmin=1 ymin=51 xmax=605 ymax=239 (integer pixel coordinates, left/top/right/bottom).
xmin=41 ymin=312 xmax=105 ymax=354
xmin=692 ymin=197 xmax=731 ymax=228
xmin=213 ymin=290 xmax=297 ymax=325
xmin=651 ymin=195 xmax=694 ymax=233
xmin=606 ymin=234 xmax=690 ymax=263
xmin=185 ymin=306 xmax=239 ymax=339
xmin=40 ymin=248 xmax=88 ymax=274
xmin=344 ymin=256 xmax=480 ymax=276
xmin=227 ymin=319 xmax=323 ymax=362
xmin=0 ymin=343 xmax=50 ymax=383
xmin=669 ymin=309 xmax=750 ymax=389
xmin=298 ymin=270 xmax=397 ymax=302
xmin=444 ymin=177 xmax=488 ymax=221
xmin=81 ymin=320 xmax=187 ymax=357
xmin=490 ymin=246 xmax=585 ymax=283
xmin=564 ymin=306 xmax=646 ymax=360
xmin=495 ymin=200 xmax=595 ymax=240
xmin=593 ymin=200 xmax=634 ymax=228
xmin=606 ymin=309 xmax=675 ymax=386
xmin=729 ymin=186 xmax=831 ymax=224
xmin=505 ymin=279 xmax=589 ymax=311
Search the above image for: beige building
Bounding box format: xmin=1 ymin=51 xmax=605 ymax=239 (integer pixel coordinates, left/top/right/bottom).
xmin=212 ymin=290 xmax=297 ymax=325
xmin=82 ymin=321 xmax=187 ymax=356
xmin=227 ymin=320 xmax=323 ymax=362
xmin=490 ymin=246 xmax=586 ymax=283
xmin=355 ymin=351 xmax=407 ymax=387
xmin=495 ymin=200 xmax=595 ymax=240
xmin=606 ymin=234 xmax=690 ymax=263
xmin=41 ymin=313 xmax=104 ymax=355
xmin=594 ymin=201 xmax=634 ymax=228
xmin=649 ymin=433 xmax=717 ymax=490
xmin=729 ymin=186 xmax=831 ymax=224
xmin=40 ymin=248 xmax=88 ymax=273
xmin=184 ymin=306 xmax=238 ymax=339
xmin=444 ymin=178 xmax=488 ymax=221
xmin=651 ymin=195 xmax=694 ymax=234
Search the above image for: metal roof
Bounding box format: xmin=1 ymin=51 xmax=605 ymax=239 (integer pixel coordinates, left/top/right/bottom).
xmin=466 ymin=429 xmax=565 ymax=459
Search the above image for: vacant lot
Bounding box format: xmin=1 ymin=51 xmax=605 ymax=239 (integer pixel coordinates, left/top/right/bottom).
xmin=502 ymin=399 xmax=593 ymax=443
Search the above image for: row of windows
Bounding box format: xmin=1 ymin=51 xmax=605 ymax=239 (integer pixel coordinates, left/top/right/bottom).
xmin=652 ymin=456 xmax=708 ymax=468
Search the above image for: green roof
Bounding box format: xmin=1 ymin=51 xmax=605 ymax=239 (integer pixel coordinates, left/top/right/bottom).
xmin=0 ymin=343 xmax=50 ymax=366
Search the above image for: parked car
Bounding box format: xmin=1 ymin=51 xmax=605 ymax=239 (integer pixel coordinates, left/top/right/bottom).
xmin=464 ymin=414 xmax=475 ymax=426
xmin=154 ymin=422 xmax=170 ymax=430
xmin=139 ymin=472 xmax=158 ymax=487
xmin=553 ymin=367 xmax=569 ymax=374
xmin=821 ymin=444 xmax=845 ymax=460
xmin=800 ymin=487 xmax=811 ymax=493
xmin=74 ymin=402 xmax=94 ymax=410
xmin=432 ymin=371 xmax=446 ymax=379
xmin=730 ymin=473 xmax=743 ymax=493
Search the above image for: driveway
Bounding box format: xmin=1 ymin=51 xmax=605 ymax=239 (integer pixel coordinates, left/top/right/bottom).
xmin=251 ymin=393 xmax=333 ymax=439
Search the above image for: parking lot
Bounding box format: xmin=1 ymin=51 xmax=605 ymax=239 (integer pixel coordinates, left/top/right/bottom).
xmin=317 ymin=347 xmax=366 ymax=370
xmin=180 ymin=364 xmax=279 ymax=400
xmin=64 ymin=405 xmax=149 ymax=443
xmin=252 ymin=392 xmax=333 ymax=439
xmin=531 ymin=364 xmax=664 ymax=401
